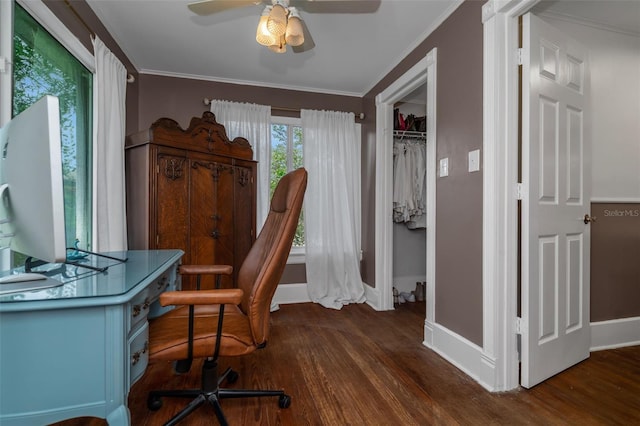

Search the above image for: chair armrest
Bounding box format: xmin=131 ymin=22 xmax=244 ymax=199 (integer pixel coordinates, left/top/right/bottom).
xmin=159 ymin=289 xmax=243 ymax=307
xmin=178 ymin=264 xmax=233 ymax=276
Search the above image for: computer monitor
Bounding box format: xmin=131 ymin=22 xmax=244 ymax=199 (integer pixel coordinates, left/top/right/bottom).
xmin=0 ymin=95 xmax=67 ymax=267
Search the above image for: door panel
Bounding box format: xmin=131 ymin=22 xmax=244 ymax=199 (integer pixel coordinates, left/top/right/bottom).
xmin=521 ymin=13 xmax=591 ymax=388
xmin=155 ymin=151 xmax=188 ymax=256
xmin=233 ymin=165 xmax=256 ymax=286
xmin=213 ymin=163 xmax=235 ymax=288
xmin=189 ymin=158 xmax=219 ymax=289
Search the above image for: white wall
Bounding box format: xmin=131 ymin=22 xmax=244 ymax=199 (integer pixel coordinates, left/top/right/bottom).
xmin=392 ymin=223 xmax=426 ymax=292
xmin=540 ymin=14 xmax=640 ymax=201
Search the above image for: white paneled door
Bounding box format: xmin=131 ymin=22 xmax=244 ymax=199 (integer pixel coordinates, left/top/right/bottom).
xmin=520 ymin=13 xmax=591 ymax=388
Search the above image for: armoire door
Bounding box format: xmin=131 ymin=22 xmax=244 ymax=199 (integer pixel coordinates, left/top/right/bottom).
xmin=155 ymin=149 xmax=189 ymax=258
xmin=188 ymin=154 xmax=234 ymax=289
xmin=233 ymin=164 xmax=256 ymax=277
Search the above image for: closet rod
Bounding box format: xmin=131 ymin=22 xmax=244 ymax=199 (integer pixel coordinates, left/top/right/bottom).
xmin=202 ymin=97 xmax=365 ymax=120
xmin=63 ymin=0 xmax=135 ymax=83
xmin=393 ymin=130 xmax=426 ymax=142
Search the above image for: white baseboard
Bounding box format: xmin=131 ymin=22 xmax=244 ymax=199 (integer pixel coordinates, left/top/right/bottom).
xmin=423 ymin=321 xmax=497 ymax=392
xmin=590 ymin=316 xmax=640 ymax=351
xmin=364 ymin=283 xmax=383 ymax=311
xmin=392 ymin=275 xmax=426 ymax=294
xmin=272 ymin=283 xmax=311 ymax=306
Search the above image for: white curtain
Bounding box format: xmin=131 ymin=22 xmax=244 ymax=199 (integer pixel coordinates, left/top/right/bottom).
xmin=209 ymin=100 xmax=271 ymax=230
xmin=301 ymin=109 xmax=365 ymax=310
xmin=92 ymin=36 xmax=127 ymax=252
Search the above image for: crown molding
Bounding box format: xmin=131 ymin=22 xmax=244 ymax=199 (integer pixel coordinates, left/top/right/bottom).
xmin=536 ymin=10 xmax=640 ymax=38
xmin=139 ymin=68 xmax=362 ymax=98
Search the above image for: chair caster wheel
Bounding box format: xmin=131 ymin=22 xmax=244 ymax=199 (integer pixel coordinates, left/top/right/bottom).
xmin=147 ymin=395 xmax=163 ymax=411
xmin=173 ymin=359 xmax=192 ymax=374
xmin=279 ymin=394 xmax=291 ymax=409
xmin=226 ymin=369 xmax=239 ymax=384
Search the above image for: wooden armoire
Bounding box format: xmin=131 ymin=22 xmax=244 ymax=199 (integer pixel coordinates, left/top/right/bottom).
xmin=125 ymin=111 xmax=257 ymax=290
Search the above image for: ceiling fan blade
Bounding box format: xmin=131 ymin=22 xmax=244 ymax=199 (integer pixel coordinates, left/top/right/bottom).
xmin=188 ymin=0 xmax=261 ymax=16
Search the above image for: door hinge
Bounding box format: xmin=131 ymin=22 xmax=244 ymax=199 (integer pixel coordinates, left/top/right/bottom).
xmin=515 ymin=317 xmax=525 ymax=335
xmin=516 ymin=48 xmax=524 ymax=66
xmin=515 ymin=183 xmax=524 ymax=200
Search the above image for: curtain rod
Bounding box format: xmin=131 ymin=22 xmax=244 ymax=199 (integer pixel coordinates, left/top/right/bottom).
xmin=63 ymin=0 xmax=135 ymax=83
xmin=203 ymin=98 xmax=365 ymax=120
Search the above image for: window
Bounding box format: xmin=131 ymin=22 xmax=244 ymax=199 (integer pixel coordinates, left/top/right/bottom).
xmin=270 ymin=117 xmax=305 ymax=260
xmin=5 ymin=3 xmax=93 ymax=264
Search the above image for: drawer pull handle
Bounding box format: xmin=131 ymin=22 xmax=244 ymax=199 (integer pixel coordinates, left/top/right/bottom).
xmin=132 ymin=298 xmax=150 ymax=317
xmin=132 ymin=341 xmax=149 ymax=365
xmin=157 ymin=276 xmax=169 ymax=290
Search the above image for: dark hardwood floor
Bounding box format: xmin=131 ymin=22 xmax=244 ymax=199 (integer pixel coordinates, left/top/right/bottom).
xmin=55 ymin=301 xmax=639 ymax=425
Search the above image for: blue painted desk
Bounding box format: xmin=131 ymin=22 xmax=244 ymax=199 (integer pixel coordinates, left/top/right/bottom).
xmin=0 ymin=249 xmax=183 ymax=425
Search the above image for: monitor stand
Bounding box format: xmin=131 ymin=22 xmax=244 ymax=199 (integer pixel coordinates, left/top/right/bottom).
xmin=24 ymin=250 xmax=128 ymax=274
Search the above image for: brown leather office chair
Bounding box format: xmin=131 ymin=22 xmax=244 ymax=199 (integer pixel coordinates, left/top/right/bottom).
xmin=147 ymin=167 xmax=307 ymax=426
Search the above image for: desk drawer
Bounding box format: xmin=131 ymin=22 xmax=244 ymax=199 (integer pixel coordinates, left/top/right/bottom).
xmin=129 ymin=288 xmax=151 ymax=331
xmin=148 ymin=262 xmax=180 ymax=319
xmin=128 ymin=268 xmax=174 ymax=329
xmin=129 ymin=321 xmax=149 ymax=386
xmin=148 ymin=269 xmax=172 ymax=300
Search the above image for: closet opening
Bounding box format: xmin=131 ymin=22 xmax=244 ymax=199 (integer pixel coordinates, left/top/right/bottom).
xmin=392 ymin=91 xmax=427 ymax=311
xmin=374 ymin=48 xmax=436 ymax=343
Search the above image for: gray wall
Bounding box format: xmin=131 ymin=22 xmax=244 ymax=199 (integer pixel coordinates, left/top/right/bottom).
xmin=591 ymin=203 xmax=640 ymax=321
xmin=136 ymin=75 xmax=364 ymax=133
xmin=363 ymin=0 xmax=484 ymax=345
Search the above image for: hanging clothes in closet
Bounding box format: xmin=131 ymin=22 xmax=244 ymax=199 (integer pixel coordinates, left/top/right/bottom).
xmin=393 ymin=133 xmax=426 ymax=229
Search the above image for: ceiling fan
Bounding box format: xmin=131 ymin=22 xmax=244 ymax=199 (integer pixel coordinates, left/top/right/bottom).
xmin=187 ymin=0 xmax=377 ymax=53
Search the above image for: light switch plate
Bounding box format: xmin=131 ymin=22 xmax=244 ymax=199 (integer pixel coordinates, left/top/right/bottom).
xmin=468 ymin=149 xmax=480 ymax=172
xmin=439 ymin=157 xmax=449 ymax=177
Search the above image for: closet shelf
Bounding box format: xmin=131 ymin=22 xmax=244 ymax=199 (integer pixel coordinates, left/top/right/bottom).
xmin=393 ymin=130 xmax=426 ymax=140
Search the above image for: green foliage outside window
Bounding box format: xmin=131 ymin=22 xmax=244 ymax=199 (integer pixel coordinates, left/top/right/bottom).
xmin=12 ymin=5 xmax=93 ymax=261
xmin=270 ymin=123 xmax=304 ymax=246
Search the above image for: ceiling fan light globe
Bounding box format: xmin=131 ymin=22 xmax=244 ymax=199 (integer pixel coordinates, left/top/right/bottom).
xmin=268 ymin=43 xmax=287 ymax=53
xmin=267 ymin=3 xmax=287 ymax=37
xmin=285 ymin=16 xmax=304 ymax=47
xmin=268 ymin=35 xmax=287 ymax=53
xmin=256 ymin=15 xmax=277 ymax=46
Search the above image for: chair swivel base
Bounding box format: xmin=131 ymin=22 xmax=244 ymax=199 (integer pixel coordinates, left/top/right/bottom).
xmin=148 ymin=363 xmax=291 ymax=426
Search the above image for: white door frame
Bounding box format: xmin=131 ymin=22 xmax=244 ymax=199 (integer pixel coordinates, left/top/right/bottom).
xmin=482 ymin=0 xmax=543 ymax=391
xmin=373 ymin=48 xmax=437 ymax=331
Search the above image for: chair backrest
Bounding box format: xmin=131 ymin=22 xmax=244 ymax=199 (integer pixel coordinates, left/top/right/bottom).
xmin=236 ymin=167 xmax=307 ymax=345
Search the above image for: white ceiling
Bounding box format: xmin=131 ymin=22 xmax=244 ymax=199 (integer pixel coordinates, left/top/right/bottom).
xmin=533 ymin=0 xmax=640 ymax=35
xmin=85 ymin=0 xmax=640 ymax=98
xmin=85 ymin=0 xmax=462 ymax=97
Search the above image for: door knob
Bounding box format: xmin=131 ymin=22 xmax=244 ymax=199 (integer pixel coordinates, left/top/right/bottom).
xmin=583 ymin=214 xmax=596 ymax=224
